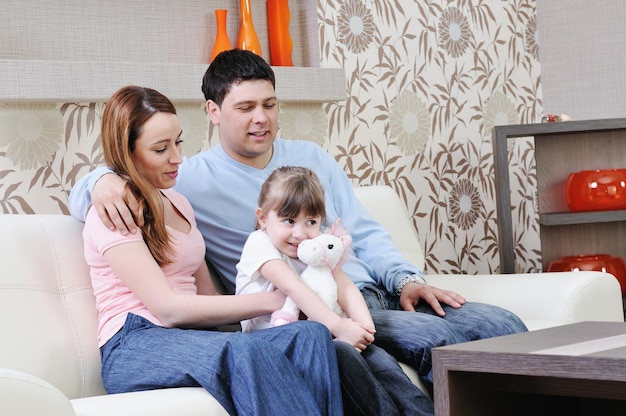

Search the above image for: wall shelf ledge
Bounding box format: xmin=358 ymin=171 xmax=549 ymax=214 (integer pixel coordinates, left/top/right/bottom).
xmin=0 ymin=60 xmax=345 ymax=103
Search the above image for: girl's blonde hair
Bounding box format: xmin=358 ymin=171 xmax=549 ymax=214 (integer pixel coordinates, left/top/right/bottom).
xmin=258 ymin=166 xmax=326 ymax=228
xmin=101 ymin=85 xmax=177 ymax=266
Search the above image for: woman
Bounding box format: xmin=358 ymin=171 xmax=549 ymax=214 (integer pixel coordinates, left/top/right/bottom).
xmin=82 ymin=85 xmax=343 ymax=416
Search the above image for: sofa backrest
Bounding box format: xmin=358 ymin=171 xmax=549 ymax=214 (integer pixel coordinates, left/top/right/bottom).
xmin=0 ymin=214 xmax=106 ymax=399
xmin=353 ymin=185 xmax=425 ymax=270
xmin=0 ymin=186 xmax=421 ymax=400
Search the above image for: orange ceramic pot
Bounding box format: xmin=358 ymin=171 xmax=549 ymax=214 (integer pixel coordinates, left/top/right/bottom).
xmin=566 ymin=169 xmax=626 ymax=212
xmin=548 ymin=254 xmax=626 ymax=295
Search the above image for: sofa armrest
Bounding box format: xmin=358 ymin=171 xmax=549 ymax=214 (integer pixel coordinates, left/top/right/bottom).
xmin=426 ymin=271 xmax=624 ymax=331
xmin=71 ymin=387 xmax=229 ymax=416
xmin=0 ymin=368 xmax=75 ymax=416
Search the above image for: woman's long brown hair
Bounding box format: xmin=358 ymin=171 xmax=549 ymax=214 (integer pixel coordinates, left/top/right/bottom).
xmin=101 ymin=86 xmax=177 ymax=265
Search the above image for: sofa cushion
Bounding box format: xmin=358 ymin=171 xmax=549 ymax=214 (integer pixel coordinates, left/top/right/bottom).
xmin=0 ymin=215 xmax=105 ymax=399
xmin=0 ymin=368 xmax=74 ymax=416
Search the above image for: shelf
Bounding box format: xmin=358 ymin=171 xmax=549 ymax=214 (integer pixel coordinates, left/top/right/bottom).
xmin=493 ymin=118 xmax=626 ymax=273
xmin=539 ymin=210 xmax=626 ymax=226
xmin=492 ymin=118 xmax=626 ymax=139
xmin=0 ymin=60 xmax=346 ymax=103
xmin=0 ymin=1 xmax=345 ymax=103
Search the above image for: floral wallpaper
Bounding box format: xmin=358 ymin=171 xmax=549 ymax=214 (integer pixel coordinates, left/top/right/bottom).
xmin=316 ymin=0 xmax=542 ymax=274
xmin=0 ymin=0 xmax=542 ymax=275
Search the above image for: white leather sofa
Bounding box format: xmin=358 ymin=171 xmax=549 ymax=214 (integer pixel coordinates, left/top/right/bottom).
xmin=1 ymin=185 xmax=623 ymax=415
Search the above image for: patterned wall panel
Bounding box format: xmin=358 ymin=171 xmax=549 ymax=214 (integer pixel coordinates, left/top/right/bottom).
xmin=0 ymin=0 xmax=542 ymax=274
xmin=316 ymin=0 xmax=542 ymax=273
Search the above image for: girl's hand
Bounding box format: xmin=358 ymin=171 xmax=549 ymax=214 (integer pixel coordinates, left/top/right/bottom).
xmin=333 ymin=319 xmax=375 ymax=352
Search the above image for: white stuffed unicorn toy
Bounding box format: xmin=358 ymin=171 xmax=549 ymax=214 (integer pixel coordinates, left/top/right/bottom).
xmin=271 ymin=222 xmax=352 ymax=326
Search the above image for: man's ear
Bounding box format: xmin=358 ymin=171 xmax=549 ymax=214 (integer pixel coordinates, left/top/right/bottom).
xmin=206 ymin=100 xmax=220 ymax=125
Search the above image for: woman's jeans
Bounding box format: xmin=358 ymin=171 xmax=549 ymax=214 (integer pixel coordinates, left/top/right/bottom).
xmin=361 ymin=284 xmax=528 ymax=388
xmin=100 ymin=314 xmax=343 ymax=416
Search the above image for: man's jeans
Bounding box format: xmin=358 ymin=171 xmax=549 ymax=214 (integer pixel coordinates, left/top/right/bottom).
xmin=100 ymin=314 xmax=343 ymax=416
xmin=361 ymin=284 xmax=528 ymax=387
xmin=336 ymin=341 xmax=435 ymax=416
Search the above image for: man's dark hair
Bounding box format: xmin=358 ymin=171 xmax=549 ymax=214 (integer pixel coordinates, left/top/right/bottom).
xmin=201 ymin=49 xmax=276 ymax=106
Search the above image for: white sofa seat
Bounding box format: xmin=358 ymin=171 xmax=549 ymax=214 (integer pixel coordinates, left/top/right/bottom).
xmin=1 ymin=185 xmax=623 ymax=415
xmin=352 ymin=185 xmax=624 ymax=332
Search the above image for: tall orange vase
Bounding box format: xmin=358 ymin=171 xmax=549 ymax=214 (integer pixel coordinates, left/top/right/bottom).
xmin=236 ymin=0 xmax=262 ymax=56
xmin=267 ymin=0 xmax=293 ymax=66
xmin=210 ymin=9 xmax=233 ymax=62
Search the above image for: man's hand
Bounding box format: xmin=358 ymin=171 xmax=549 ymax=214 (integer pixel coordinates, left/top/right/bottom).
xmin=399 ymin=282 xmax=466 ymax=316
xmin=92 ymin=173 xmax=141 ymax=234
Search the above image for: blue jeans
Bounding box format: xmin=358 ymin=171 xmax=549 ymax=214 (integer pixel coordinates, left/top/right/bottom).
xmin=361 ymin=285 xmax=528 ymax=390
xmin=336 ymin=341 xmax=434 ymax=416
xmin=100 ymin=314 xmax=343 ymax=416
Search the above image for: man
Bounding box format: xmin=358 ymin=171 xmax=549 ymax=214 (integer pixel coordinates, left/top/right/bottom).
xmin=71 ymin=49 xmax=527 ymax=412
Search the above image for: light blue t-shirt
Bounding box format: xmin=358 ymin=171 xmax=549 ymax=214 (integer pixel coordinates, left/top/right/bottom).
xmin=69 ymin=138 xmax=423 ymax=294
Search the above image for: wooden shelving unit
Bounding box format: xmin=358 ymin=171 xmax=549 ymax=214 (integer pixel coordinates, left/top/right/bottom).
xmin=493 ymin=118 xmax=626 ymax=273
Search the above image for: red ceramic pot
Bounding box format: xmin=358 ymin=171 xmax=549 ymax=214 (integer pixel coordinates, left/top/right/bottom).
xmin=548 ymin=254 xmax=626 ymax=295
xmin=566 ymin=169 xmax=626 ymax=212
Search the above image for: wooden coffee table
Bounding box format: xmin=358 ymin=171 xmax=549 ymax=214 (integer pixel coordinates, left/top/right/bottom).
xmin=433 ymin=321 xmax=626 ymax=415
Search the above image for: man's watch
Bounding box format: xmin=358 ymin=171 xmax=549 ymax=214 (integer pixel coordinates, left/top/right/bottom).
xmin=395 ymin=273 xmax=426 ymax=295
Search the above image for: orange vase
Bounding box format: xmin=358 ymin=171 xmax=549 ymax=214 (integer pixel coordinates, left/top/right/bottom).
xmin=211 ymin=9 xmax=233 ymax=62
xmin=236 ymin=0 xmax=262 ymax=56
xmin=267 ymin=0 xmax=293 ymax=66
xmin=565 ymin=168 xmax=626 ymax=212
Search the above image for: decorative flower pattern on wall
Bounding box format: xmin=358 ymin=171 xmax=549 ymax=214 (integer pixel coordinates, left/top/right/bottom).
xmin=483 ymin=92 xmax=519 ymax=152
xmin=0 ymin=0 xmax=543 ymax=275
xmin=389 ymin=91 xmax=430 ymax=156
xmin=0 ymin=101 xmax=100 ymax=214
xmin=174 ymin=103 xmax=209 ymax=157
xmin=483 ymin=93 xmax=519 ymax=132
xmin=279 ymin=103 xmax=328 ymax=146
xmin=320 ymin=0 xmax=542 ymax=274
xmin=438 ymin=7 xmax=471 ymax=58
xmin=0 ymin=103 xmax=63 ymax=169
xmin=525 ymin=15 xmax=539 ymax=60
xmin=336 ymin=0 xmax=375 ymax=54
xmin=449 ymin=179 xmax=482 ymax=230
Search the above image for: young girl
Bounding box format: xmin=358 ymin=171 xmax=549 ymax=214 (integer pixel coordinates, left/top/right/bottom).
xmin=236 ymin=166 xmax=434 ymax=415
xmin=82 ymin=86 xmax=344 ymax=416
xmin=236 ymin=166 xmax=374 ymax=348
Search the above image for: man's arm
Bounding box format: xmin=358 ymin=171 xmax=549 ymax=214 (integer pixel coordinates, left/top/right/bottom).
xmin=319 ymin=156 xmax=421 ymax=292
xmin=69 ymin=167 xmax=141 ymax=233
xmin=326 ymin=169 xmax=466 ymax=314
xmin=69 ymin=167 xmax=111 ymax=221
